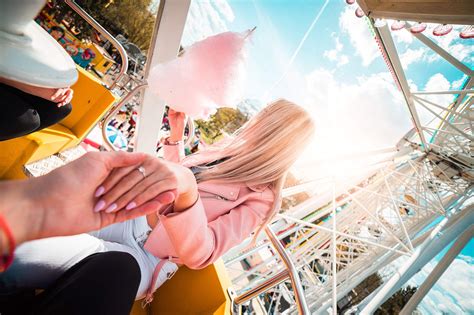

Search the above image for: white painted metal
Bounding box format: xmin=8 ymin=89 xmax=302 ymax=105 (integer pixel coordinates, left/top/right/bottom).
xmin=135 ymin=0 xmax=191 ymax=154
xmin=359 ymin=205 xmax=473 ymax=313
xmin=223 ymin=14 xmax=473 ymax=315
xmin=400 ymin=225 xmax=474 ymax=315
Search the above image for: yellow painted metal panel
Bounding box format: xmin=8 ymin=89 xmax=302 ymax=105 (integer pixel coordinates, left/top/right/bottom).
xmin=0 ymin=67 xmax=116 ymax=179
xmin=131 ymin=260 xmax=231 ymax=315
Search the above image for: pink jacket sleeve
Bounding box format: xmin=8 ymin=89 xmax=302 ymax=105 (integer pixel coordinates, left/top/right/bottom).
xmin=155 ymin=190 xmax=274 ymax=269
xmin=162 ymin=142 xmax=185 ymax=163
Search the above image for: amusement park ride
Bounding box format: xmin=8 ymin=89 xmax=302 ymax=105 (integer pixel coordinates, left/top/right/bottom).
xmin=0 ymin=0 xmax=472 ymax=314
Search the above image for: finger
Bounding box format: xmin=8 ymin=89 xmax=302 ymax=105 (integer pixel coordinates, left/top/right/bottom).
xmin=90 ymin=151 xmax=146 ymax=197
xmin=64 ymin=89 xmax=74 ymax=104
xmin=113 ymin=193 xmax=175 ymax=223
xmin=102 ymin=151 xmax=147 ymax=170
xmin=98 ymin=168 xmax=149 ymax=212
xmin=113 ymin=177 xmax=177 ymax=212
xmin=56 ymin=91 xmax=69 ymax=103
xmin=101 ymin=166 xmax=175 ymax=213
xmin=51 ymin=88 xmax=65 ymax=101
xmin=121 ymin=189 xmax=177 ymax=212
xmin=97 ymin=164 xmax=139 ymax=197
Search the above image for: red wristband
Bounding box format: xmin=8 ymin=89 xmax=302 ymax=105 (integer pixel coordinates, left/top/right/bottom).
xmin=0 ymin=213 xmax=15 ymax=271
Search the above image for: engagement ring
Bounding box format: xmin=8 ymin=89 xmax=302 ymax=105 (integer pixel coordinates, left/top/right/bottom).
xmin=137 ymin=166 xmax=146 ymax=179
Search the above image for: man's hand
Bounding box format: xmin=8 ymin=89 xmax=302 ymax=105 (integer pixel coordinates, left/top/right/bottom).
xmin=0 ymin=151 xmax=175 ymax=245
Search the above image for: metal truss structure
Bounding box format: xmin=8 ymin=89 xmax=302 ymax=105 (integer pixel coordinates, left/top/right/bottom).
xmin=224 ymin=17 xmax=473 ymax=315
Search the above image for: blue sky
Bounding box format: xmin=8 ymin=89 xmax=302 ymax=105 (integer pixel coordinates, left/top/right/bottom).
xmin=180 ymin=1 xmax=473 ymax=313
xmin=181 ymin=0 xmax=473 ymax=162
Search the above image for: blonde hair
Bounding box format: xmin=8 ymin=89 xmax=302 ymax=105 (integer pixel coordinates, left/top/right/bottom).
xmin=186 ymin=99 xmax=315 ymax=241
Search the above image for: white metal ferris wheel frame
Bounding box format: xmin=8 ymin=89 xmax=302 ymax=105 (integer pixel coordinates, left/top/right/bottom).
xmin=75 ymin=0 xmax=472 ymax=312
xmin=224 ymin=16 xmax=473 ymax=315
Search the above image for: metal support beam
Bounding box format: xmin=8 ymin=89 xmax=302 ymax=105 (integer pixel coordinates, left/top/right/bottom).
xmin=375 ymin=24 xmax=428 ymax=150
xmin=65 ymin=0 xmax=128 ymax=89
xmin=265 ymin=226 xmax=310 ymax=315
xmin=406 ymin=25 xmax=473 ymax=77
xmin=232 ymin=270 xmax=290 ymax=305
xmin=135 ymin=0 xmax=191 ymax=154
xmin=400 ymin=225 xmax=474 ymax=315
xmin=359 ymin=205 xmax=473 ymax=314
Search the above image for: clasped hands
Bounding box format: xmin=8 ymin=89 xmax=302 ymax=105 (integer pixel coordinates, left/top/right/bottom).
xmin=3 ymin=151 xmax=197 ymax=245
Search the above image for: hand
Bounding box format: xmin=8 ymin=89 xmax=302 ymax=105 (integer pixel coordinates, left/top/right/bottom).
xmin=0 ymin=78 xmax=73 ymax=107
xmin=168 ymin=108 xmax=186 ymax=142
xmin=0 ymin=151 xmax=176 ymax=245
xmin=95 ymin=155 xmax=198 ymax=214
xmin=51 ymin=88 xmax=74 ymax=107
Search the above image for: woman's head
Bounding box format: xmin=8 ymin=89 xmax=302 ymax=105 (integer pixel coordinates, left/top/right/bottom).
xmin=194 ymin=99 xmax=315 ymax=186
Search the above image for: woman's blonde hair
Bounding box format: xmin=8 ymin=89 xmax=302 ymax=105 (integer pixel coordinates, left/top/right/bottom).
xmin=187 ymin=99 xmax=315 ymax=241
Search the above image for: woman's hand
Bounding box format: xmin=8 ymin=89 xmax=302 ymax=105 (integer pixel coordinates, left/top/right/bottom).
xmin=168 ymin=108 xmax=186 ymax=142
xmin=95 ymin=155 xmax=198 ymax=214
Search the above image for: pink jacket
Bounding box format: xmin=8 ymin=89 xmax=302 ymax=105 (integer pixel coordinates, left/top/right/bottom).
xmin=142 ymin=142 xmax=274 ymax=301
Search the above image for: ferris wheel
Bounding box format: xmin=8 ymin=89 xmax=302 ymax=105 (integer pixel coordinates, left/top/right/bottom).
xmin=224 ymin=2 xmax=473 ymax=314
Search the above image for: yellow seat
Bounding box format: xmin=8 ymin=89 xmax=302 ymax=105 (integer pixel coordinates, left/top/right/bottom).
xmin=131 ymin=260 xmax=232 ymax=315
xmin=0 ymin=67 xmax=117 ymax=179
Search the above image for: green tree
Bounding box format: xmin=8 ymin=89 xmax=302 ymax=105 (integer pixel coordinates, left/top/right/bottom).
xmin=281 ymin=172 xmax=311 ymax=211
xmin=375 ymin=286 xmax=418 ymax=315
xmin=70 ymin=0 xmax=156 ymax=50
xmin=195 ymin=108 xmax=249 ymax=144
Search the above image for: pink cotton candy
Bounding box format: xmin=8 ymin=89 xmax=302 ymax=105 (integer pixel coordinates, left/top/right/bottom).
xmin=148 ymin=30 xmax=252 ymax=118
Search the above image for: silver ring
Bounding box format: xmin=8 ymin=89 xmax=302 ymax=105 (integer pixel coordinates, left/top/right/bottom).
xmin=137 ymin=166 xmax=146 ymax=179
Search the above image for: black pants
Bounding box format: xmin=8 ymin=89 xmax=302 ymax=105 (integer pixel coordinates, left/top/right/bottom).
xmin=0 ymin=251 xmax=141 ymax=315
xmin=0 ymin=83 xmax=72 ymax=141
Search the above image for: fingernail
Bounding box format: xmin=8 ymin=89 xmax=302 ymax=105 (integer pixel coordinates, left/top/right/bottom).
xmin=94 ymin=200 xmax=106 ymax=212
xmin=126 ymin=202 xmax=136 ymax=211
xmin=95 ymin=186 xmax=105 ymax=197
xmin=105 ymin=203 xmax=117 ymax=213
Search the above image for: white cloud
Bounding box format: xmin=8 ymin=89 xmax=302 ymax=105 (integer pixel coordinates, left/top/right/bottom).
xmin=415 ymin=73 xmax=454 ymax=125
xmin=421 ymin=24 xmax=473 ymax=64
xmin=303 ymin=69 xmax=410 ymax=156
xmin=339 ymin=6 xmax=379 ymax=66
xmin=424 ymin=73 xmax=453 ymax=105
xmin=211 ymin=0 xmax=235 ymax=23
xmin=449 ymin=43 xmax=474 ymax=64
xmin=323 ymin=35 xmax=349 ymax=67
xmin=182 ymin=0 xmax=235 ymax=46
xmin=452 ymin=75 xmax=468 ymax=89
xmin=391 ymin=27 xmax=413 ymax=45
xmin=409 ymin=255 xmax=474 ymax=314
xmin=381 ymin=251 xmax=474 ymax=315
xmin=400 ymin=48 xmax=428 ymax=69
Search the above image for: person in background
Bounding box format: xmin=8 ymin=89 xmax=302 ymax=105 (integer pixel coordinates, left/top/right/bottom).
xmin=72 ymin=48 xmax=96 ymax=69
xmin=0 ymin=78 xmax=74 ymax=141
xmin=0 ymin=0 xmax=77 ymax=141
xmin=49 ymin=25 xmax=65 ymax=41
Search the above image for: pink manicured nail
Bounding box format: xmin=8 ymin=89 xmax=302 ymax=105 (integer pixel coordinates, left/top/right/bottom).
xmin=105 ymin=203 xmax=117 ymax=213
xmin=126 ymin=202 xmax=137 ymax=211
xmin=95 ymin=186 xmax=105 ymax=197
xmin=94 ymin=200 xmax=106 ymax=212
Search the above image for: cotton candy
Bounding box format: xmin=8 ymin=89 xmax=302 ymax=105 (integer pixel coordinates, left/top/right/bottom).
xmin=148 ymin=30 xmax=252 ymax=117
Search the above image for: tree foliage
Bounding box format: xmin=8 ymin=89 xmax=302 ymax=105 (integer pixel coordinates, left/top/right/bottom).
xmin=376 ymin=286 xmax=418 ymax=315
xmin=195 ymin=108 xmax=249 ymax=144
xmin=339 ymin=272 xmax=418 ymax=314
xmin=281 ymin=172 xmax=311 ymax=211
xmin=64 ymin=0 xmax=156 ymax=50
